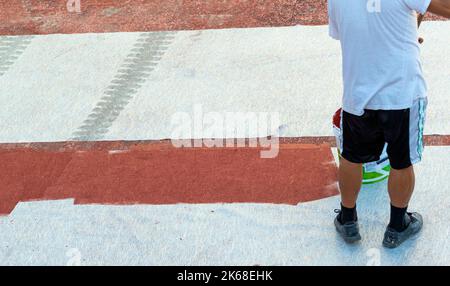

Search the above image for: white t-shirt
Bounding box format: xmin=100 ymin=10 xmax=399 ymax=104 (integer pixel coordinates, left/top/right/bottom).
xmin=328 ymin=0 xmax=431 ymax=115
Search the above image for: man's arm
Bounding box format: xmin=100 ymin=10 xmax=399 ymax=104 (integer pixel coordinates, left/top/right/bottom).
xmin=428 ymin=0 xmax=450 ymax=18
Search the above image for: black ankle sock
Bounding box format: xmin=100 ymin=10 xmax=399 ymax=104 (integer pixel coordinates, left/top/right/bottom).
xmin=389 ymin=204 xmax=408 ymax=232
xmin=339 ymin=203 xmax=357 ymax=224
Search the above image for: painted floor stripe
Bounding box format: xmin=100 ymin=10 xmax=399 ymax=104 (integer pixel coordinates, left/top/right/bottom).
xmin=1 ymin=134 xmax=448 ymax=216
xmin=0 ymin=141 xmax=338 ymax=215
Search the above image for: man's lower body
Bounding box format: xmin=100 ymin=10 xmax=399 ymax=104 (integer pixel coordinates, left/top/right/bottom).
xmin=335 ymin=98 xmax=427 ymax=248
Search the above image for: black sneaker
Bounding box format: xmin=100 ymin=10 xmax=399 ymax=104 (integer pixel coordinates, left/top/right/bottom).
xmin=383 ymin=212 xmax=423 ymax=249
xmin=334 ymin=209 xmax=362 ymax=243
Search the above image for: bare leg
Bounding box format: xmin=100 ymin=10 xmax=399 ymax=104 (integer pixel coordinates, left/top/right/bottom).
xmin=339 ymin=158 xmax=363 ymax=208
xmin=388 ymin=166 xmax=415 ymax=208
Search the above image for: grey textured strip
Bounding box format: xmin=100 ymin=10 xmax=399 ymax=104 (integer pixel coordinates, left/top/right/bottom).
xmin=0 ymin=36 xmax=34 ymax=76
xmin=72 ymin=32 xmax=176 ymax=141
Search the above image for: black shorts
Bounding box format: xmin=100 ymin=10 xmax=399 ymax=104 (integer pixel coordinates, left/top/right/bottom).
xmin=340 ymin=99 xmax=427 ymax=170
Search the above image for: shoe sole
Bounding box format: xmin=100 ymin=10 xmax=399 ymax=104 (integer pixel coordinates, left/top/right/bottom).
xmin=343 ymin=234 xmax=362 ymax=244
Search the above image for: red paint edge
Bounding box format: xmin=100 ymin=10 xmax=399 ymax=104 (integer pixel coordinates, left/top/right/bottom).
xmin=0 ymin=135 xmax=448 ymax=151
